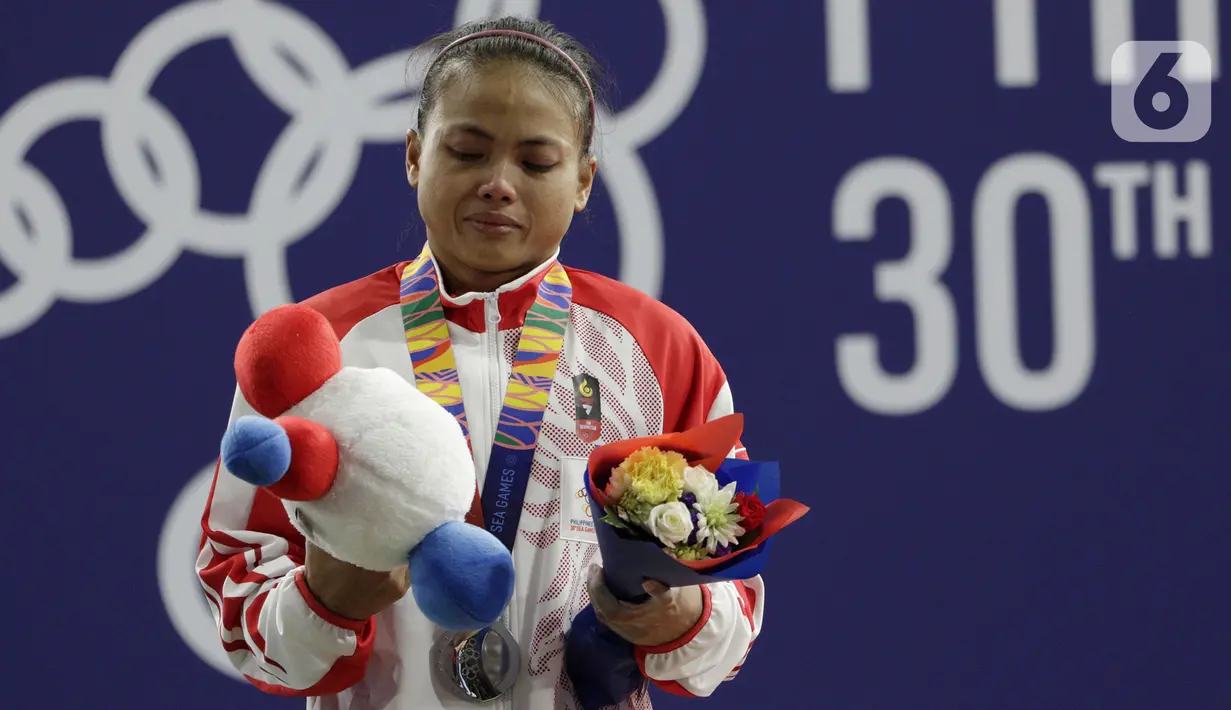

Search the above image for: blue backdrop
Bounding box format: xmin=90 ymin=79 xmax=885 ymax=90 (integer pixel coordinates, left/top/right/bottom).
xmin=2 ymin=1 xmax=1227 ymax=708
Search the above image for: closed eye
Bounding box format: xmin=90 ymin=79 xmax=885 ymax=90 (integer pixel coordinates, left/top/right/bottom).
xmin=447 ymin=147 xmax=555 ymax=174
xmin=448 ymin=148 xmax=482 ymax=162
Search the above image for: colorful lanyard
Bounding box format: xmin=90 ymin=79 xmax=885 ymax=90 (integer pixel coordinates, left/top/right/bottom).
xmin=398 ymin=246 xmax=572 ymax=551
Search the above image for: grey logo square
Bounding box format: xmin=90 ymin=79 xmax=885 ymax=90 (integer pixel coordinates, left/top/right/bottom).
xmin=1111 ymin=41 xmax=1212 ymax=143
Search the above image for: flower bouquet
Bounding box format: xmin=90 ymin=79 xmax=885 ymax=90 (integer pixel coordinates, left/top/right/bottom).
xmin=564 ymin=413 xmax=808 ymax=709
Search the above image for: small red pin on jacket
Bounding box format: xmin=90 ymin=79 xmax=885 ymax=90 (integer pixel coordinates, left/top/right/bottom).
xmin=573 ymin=373 xmax=601 ymax=443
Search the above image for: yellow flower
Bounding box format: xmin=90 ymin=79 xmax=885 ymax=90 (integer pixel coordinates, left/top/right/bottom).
xmin=613 ymin=446 xmax=686 ymax=507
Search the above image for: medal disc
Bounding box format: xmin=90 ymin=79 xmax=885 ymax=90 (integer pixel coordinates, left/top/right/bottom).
xmin=432 ymin=623 xmax=522 ymax=703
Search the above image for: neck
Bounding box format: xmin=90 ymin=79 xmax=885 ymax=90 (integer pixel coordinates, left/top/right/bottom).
xmin=430 ymin=247 xmax=562 ymax=297
xmin=435 ymin=262 xmax=529 ymax=297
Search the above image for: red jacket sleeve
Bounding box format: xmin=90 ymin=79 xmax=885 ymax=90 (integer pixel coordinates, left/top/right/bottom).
xmin=195 ymin=387 xmax=375 ymax=696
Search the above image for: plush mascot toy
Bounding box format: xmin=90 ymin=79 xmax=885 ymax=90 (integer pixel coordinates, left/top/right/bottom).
xmin=218 ymin=303 xmax=514 ymax=631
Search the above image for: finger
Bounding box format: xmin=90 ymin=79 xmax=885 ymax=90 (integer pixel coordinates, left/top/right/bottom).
xmin=588 ymin=588 xmax=620 ymax=627
xmin=592 ymin=600 xmax=613 ymax=627
xmin=585 ymin=563 xmax=607 ymax=598
xmin=585 ymin=564 xmax=618 ymax=613
xmin=641 ymin=580 xmax=670 ymax=600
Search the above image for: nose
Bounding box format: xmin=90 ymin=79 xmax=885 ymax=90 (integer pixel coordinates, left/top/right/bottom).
xmin=477 ymin=167 xmax=517 ymax=203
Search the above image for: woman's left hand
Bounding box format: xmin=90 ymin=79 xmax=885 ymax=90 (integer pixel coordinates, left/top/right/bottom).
xmin=585 ymin=564 xmax=703 ymax=647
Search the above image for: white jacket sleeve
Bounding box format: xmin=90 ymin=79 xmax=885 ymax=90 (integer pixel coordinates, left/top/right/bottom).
xmin=634 ymin=577 xmax=764 ymax=696
xmin=194 ymin=387 xmax=375 ymax=695
xmin=632 ymin=379 xmax=766 ymax=697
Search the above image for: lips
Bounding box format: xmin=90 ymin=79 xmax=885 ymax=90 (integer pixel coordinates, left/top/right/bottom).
xmin=465 ymin=212 xmax=522 ymax=228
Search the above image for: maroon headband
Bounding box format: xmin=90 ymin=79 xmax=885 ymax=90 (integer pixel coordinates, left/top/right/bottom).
xmin=423 ymin=28 xmax=597 ymax=147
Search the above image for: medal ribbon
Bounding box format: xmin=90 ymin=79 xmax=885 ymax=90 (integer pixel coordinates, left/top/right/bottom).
xmin=398 ymin=245 xmax=572 ymax=551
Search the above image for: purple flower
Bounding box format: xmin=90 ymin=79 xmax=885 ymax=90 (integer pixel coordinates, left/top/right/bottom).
xmin=715 ymin=543 xmax=731 ymax=557
xmin=683 ymin=495 xmax=700 ymax=545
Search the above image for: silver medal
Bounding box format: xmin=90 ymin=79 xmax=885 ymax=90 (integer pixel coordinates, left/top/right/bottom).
xmin=432 ymin=622 xmax=522 ymax=703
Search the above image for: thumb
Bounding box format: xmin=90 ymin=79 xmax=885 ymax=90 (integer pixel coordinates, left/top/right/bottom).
xmin=641 ymin=579 xmax=671 ymax=600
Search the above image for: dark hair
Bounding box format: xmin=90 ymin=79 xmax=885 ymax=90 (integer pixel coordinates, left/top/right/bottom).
xmin=410 ymin=17 xmax=610 ymax=156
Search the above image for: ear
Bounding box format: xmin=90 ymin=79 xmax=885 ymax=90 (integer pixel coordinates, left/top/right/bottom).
xmin=574 ymin=155 xmax=597 ymax=212
xmin=406 ymin=129 xmax=422 ymax=189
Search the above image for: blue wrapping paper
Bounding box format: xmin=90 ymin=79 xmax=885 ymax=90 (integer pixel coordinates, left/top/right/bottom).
xmin=564 ymin=457 xmax=788 ymax=710
xmin=589 ymin=458 xmax=780 ymax=600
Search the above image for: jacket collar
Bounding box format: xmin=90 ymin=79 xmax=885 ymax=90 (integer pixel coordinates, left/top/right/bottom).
xmin=427 ymin=247 xmax=561 ymax=333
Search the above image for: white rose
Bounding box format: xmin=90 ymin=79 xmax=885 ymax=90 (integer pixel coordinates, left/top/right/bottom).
xmin=647 ymin=502 xmax=694 ymax=548
xmin=682 ymin=465 xmax=718 ymax=500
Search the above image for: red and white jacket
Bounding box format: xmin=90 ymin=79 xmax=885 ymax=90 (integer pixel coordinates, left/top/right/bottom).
xmin=196 ymin=248 xmax=765 ymax=709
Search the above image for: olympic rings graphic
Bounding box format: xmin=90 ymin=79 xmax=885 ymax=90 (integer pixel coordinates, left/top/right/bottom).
xmin=0 ymin=0 xmax=706 ymax=340
xmin=70 ymin=0 xmax=706 ymax=680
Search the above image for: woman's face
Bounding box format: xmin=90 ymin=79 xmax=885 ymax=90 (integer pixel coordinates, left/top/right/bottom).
xmin=406 ymin=60 xmax=597 ymax=294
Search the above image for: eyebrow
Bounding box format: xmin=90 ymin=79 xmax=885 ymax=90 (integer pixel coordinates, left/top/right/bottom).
xmin=449 ymin=123 xmax=563 ymax=147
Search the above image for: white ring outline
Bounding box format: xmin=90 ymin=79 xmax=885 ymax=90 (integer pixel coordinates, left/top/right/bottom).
xmin=0 ymin=0 xmax=708 ymax=680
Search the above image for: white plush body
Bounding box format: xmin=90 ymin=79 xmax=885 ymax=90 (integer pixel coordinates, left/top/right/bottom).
xmin=281 ymin=366 xmax=475 ymax=571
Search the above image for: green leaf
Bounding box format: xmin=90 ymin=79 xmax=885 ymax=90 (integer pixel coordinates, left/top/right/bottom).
xmin=599 ymin=507 xmax=631 ymax=530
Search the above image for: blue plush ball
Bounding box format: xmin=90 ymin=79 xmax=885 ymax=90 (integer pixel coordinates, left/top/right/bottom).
xmin=220 ymin=415 xmax=291 ymax=487
xmin=408 ymin=522 xmax=515 ymax=631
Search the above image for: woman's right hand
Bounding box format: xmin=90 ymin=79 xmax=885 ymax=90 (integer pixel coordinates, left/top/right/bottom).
xmin=303 ymin=540 xmax=411 ymax=621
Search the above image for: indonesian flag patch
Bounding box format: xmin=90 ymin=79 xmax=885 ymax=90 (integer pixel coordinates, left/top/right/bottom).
xmin=572 ymin=372 xmax=601 ymax=443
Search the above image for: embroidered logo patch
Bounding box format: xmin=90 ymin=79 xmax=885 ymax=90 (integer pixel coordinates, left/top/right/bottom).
xmin=572 ymin=373 xmax=601 ymax=443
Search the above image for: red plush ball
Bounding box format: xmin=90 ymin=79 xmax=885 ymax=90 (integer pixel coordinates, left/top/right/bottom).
xmin=267 ymin=416 xmax=339 ymax=501
xmin=235 ymin=304 xmax=342 ymax=418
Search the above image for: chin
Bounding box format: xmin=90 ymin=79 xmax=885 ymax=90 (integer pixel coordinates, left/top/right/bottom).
xmin=454 ymin=230 xmax=526 ymax=261
xmin=461 ymin=241 xmax=523 ymax=267
xmin=434 ymin=227 xmax=553 ymax=283
xmin=445 ymin=249 xmax=533 ymax=285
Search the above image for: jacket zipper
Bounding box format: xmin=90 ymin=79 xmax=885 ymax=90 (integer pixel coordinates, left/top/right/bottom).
xmin=485 ymin=294 xmax=516 ymax=709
